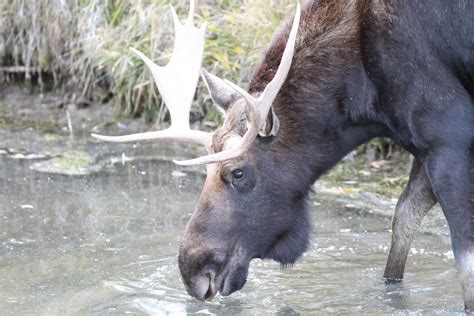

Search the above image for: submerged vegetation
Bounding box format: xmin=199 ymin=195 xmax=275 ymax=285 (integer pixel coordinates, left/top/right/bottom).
xmin=0 ymin=0 xmax=295 ymax=123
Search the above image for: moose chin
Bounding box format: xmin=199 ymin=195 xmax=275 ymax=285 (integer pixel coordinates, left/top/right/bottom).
xmin=93 ymin=0 xmax=474 ymax=311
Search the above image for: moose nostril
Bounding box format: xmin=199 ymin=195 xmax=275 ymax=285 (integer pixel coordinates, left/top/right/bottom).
xmin=201 ymin=270 xmax=218 ymax=301
xmin=204 ymin=285 xmax=214 ymax=301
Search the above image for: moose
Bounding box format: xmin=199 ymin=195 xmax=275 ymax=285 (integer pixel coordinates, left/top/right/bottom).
xmin=93 ymin=0 xmax=474 ymax=311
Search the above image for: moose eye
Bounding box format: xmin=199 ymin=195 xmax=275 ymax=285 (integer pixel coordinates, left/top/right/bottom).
xmin=231 ymin=168 xmax=245 ymax=180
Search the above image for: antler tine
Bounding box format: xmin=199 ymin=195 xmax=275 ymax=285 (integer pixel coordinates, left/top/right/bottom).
xmin=257 ymin=2 xmax=301 ymax=128
xmin=92 ymin=1 xmax=211 ymax=147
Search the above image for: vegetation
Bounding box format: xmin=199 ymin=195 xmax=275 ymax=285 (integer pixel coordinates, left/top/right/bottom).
xmin=0 ymin=0 xmax=395 ymax=160
xmin=0 ymin=0 xmax=296 ymax=123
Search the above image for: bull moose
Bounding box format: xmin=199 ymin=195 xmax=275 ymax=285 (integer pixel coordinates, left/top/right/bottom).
xmin=93 ymin=0 xmax=474 ymax=311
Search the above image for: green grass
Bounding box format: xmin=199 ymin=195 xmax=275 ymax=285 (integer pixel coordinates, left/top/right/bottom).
xmin=0 ymin=0 xmax=296 ymax=124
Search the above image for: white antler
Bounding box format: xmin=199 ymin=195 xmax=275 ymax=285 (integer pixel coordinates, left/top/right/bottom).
xmin=92 ymin=0 xmax=211 ymax=147
xmin=175 ymin=3 xmax=301 ymax=166
xmin=92 ymin=2 xmax=301 ymax=167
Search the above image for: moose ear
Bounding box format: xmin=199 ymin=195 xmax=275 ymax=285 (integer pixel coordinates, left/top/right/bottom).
xmin=201 ymin=68 xmax=241 ymax=115
xmin=259 ymin=107 xmax=280 ymax=137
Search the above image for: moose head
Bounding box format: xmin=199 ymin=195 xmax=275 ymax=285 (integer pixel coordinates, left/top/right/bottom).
xmin=92 ymin=1 xmax=310 ymax=300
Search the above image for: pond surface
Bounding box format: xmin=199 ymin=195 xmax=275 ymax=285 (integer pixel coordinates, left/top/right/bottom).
xmin=0 ymin=125 xmax=464 ymax=315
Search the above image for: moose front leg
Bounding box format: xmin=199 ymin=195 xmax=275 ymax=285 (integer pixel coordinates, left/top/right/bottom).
xmin=423 ymin=146 xmax=473 ymax=311
xmin=383 ymin=157 xmax=437 ymax=282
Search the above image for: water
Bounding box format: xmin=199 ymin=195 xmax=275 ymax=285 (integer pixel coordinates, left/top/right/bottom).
xmin=0 ymin=129 xmax=464 ymax=315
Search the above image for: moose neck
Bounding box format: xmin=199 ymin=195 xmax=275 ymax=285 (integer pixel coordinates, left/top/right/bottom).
xmin=250 ymin=0 xmax=386 ymax=185
xmin=272 ymin=62 xmax=386 ymax=184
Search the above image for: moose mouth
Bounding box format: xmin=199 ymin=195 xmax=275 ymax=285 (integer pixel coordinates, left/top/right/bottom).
xmin=185 ymin=248 xmax=250 ymax=301
xmin=193 ymin=266 xmax=248 ymax=300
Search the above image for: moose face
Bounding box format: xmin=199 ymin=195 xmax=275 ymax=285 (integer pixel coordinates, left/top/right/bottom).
xmin=92 ymin=0 xmax=304 ymax=301
xmin=178 ymin=98 xmax=311 ymax=300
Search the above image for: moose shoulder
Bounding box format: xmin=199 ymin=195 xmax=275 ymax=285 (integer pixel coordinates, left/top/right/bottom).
xmin=93 ymin=0 xmax=474 ymax=311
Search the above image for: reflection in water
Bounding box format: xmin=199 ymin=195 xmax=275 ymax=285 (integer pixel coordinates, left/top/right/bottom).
xmin=0 ymin=140 xmax=464 ymax=315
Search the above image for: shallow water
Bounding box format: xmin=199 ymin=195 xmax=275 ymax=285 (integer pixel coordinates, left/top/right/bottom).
xmin=0 ymin=130 xmax=464 ymax=315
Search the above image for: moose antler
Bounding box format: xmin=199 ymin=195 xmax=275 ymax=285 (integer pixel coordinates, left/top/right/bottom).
xmin=92 ymin=0 xmax=211 ymax=149
xmin=174 ymin=3 xmax=301 ymax=166
xmin=92 ymin=2 xmax=301 ymax=167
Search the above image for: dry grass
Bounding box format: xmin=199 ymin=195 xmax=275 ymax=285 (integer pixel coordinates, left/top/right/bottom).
xmin=0 ymin=0 xmax=295 ymax=124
